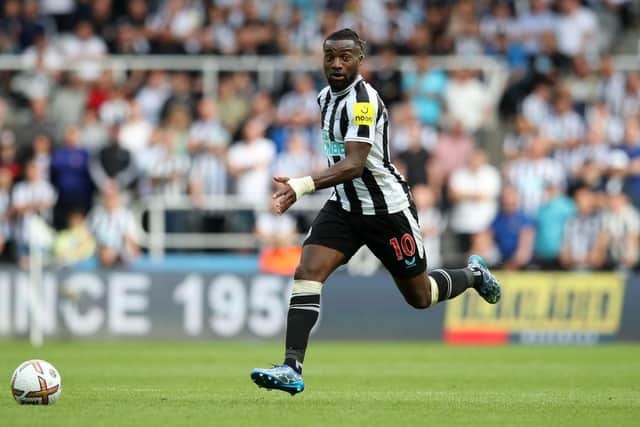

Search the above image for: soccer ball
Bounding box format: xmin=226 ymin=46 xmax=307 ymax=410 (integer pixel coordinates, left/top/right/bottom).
xmin=10 ymin=360 xmax=62 ymax=405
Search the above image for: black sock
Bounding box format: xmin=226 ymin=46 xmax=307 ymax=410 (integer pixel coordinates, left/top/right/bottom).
xmin=283 ymin=293 xmax=320 ymax=374
xmin=429 ymin=268 xmax=476 ymax=303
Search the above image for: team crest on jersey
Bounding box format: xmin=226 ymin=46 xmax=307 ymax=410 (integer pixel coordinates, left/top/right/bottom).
xmin=353 ymin=102 xmax=374 ymax=125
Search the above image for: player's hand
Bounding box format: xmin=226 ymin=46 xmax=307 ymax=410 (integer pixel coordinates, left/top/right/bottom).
xmin=272 ymin=176 xmax=296 ymax=215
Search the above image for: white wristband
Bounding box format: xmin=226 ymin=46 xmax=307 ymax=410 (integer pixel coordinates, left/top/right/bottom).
xmin=287 ymin=176 xmax=316 ymax=201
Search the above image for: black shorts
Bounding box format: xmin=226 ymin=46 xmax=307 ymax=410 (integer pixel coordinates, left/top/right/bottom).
xmin=304 ymin=200 xmax=427 ymax=278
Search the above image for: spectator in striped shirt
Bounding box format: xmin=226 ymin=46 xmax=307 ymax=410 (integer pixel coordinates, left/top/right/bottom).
xmin=505 ymin=134 xmax=565 ymax=217
xmin=89 ymin=183 xmax=140 ymax=267
xmin=601 ymin=190 xmax=639 ymax=270
xmin=560 ymin=186 xmax=607 ymax=270
xmin=11 ymin=159 xmax=57 ymax=268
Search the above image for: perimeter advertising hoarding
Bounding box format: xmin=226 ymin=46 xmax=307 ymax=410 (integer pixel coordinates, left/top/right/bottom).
xmin=0 ymin=269 xmax=636 ymax=342
xmin=444 ymin=272 xmax=630 ymax=344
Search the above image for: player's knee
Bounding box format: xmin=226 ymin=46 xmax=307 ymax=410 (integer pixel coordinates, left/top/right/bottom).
xmin=294 ymin=263 xmax=327 ymax=282
xmin=404 ymin=292 xmax=431 ymax=309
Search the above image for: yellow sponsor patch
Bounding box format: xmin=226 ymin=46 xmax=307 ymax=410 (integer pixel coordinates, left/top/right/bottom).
xmin=353 ymin=102 xmax=374 ymax=125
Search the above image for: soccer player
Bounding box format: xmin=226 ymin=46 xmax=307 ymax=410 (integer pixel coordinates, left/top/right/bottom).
xmin=250 ymin=29 xmax=501 ymax=395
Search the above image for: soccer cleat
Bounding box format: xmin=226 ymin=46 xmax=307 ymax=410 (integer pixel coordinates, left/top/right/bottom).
xmin=250 ymin=364 xmax=304 ymax=396
xmin=468 ymin=254 xmax=501 ymax=304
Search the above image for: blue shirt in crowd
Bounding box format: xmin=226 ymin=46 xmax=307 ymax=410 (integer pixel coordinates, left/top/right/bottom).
xmin=534 ymin=195 xmax=576 ymax=259
xmin=491 ymin=210 xmax=535 ymax=262
xmin=50 ymin=146 xmax=93 ymax=206
xmin=402 ymin=69 xmax=447 ymax=126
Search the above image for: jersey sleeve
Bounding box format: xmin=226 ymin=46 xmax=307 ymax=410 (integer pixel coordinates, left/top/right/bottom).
xmin=344 ymin=86 xmax=378 ymax=145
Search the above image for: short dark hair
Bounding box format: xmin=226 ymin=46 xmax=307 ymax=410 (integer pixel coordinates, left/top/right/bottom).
xmin=325 ymin=28 xmax=366 ymax=54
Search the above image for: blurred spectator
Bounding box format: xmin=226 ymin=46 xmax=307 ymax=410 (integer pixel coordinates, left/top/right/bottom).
xmin=15 ymin=98 xmax=57 ymax=152
xmin=274 ymin=132 xmax=313 ymax=179
xmin=53 ymin=209 xmax=96 ymax=266
xmin=431 ymin=119 xmax=474 ymax=183
xmin=517 ymin=0 xmax=557 ymax=55
xmin=29 ymin=133 xmax=52 ymax=179
xmin=118 ymin=101 xmax=153 ymax=164
xmin=394 ymin=121 xmax=432 ymax=188
xmin=277 ymin=73 xmax=318 ymax=133
xmin=564 ymin=56 xmax=600 ymax=113
xmin=90 ymin=124 xmax=137 ymax=194
xmin=134 ymin=71 xmax=171 ymax=126
xmin=61 ymin=19 xmax=107 ymax=82
xmin=50 ymin=72 xmax=88 ymax=135
xmin=188 ymin=98 xmax=231 ymax=204
xmin=586 ymin=100 xmax=624 ymax=146
xmin=89 ymin=184 xmax=140 ymax=267
xmin=21 ymin=30 xmax=62 ymax=74
xmin=141 ymin=127 xmax=190 ymax=197
xmin=621 ymin=72 xmax=640 ymax=118
xmin=619 ymin=120 xmax=640 ymax=208
xmin=391 ymin=105 xmax=438 ymax=153
xmin=217 ymin=77 xmax=250 ymax=137
xmin=449 ymin=149 xmax=501 ymax=253
xmin=402 ymin=52 xmax=447 ymax=127
xmin=19 ymin=0 xmax=57 ymax=51
xmin=503 ymin=114 xmax=537 ymax=160
xmin=79 ymin=109 xmax=109 ymax=153
xmin=99 ymin=85 xmax=130 ymax=127
xmin=0 ymin=0 xmax=22 ymax=53
xmin=602 ymin=190 xmax=639 ymax=270
xmin=556 ymin=0 xmax=598 ymax=58
xmin=370 ymin=44 xmax=403 ymax=106
xmin=119 ymin=101 xmax=153 ymax=166
xmin=0 ymin=130 xmax=21 ymax=180
xmin=506 ymin=135 xmax=565 ymax=216
xmin=201 ymin=4 xmax=237 ymax=54
xmin=161 ymin=72 xmax=196 ymax=124
xmin=488 ymin=186 xmax=536 ymax=270
xmin=413 ymin=184 xmax=445 ymax=269
xmin=533 ymin=182 xmax=576 ymax=269
xmin=12 ymin=159 xmax=57 ymax=268
xmin=228 ymin=119 xmax=276 ymax=204
xmin=521 ymin=81 xmax=552 ymax=129
xmin=598 ymin=56 xmax=627 ymax=116
xmin=0 ymin=168 xmax=13 ymax=259
xmin=480 ymin=1 xmax=518 ymax=47
xmin=560 ymin=186 xmax=607 ymax=270
xmin=40 ymin=0 xmax=75 ymax=32
xmin=544 ymin=91 xmax=585 ymax=149
xmin=444 ymin=69 xmax=490 ymax=133
xmin=50 ymin=126 xmax=93 ymax=228
xmin=256 ymin=211 xmax=301 ymax=275
xmin=146 ymin=0 xmax=204 ymax=54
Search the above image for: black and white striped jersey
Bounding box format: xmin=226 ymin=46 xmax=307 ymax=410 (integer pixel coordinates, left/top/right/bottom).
xmin=317 ymin=75 xmax=411 ymax=215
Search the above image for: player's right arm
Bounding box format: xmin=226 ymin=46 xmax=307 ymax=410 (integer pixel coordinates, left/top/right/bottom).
xmin=272 ymin=141 xmax=370 ymax=215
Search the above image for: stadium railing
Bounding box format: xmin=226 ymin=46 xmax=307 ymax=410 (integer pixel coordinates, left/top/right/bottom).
xmin=137 ymin=194 xmax=325 ymax=258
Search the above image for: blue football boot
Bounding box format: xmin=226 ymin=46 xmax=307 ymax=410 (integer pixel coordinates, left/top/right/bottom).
xmin=468 ymin=254 xmax=501 ymax=304
xmin=251 ymin=364 xmax=304 ymax=395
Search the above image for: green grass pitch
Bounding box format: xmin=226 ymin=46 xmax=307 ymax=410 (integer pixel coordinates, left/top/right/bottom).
xmin=1 ymin=341 xmax=639 ymax=426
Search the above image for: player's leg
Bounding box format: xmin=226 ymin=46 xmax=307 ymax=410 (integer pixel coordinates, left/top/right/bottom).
xmin=283 ymin=244 xmax=347 ymax=372
xmin=251 ymin=201 xmax=362 ymax=394
xmin=394 ymin=262 xmax=489 ymax=309
xmin=362 ymin=207 xmax=500 ymax=309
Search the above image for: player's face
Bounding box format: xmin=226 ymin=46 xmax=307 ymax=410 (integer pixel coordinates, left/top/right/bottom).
xmin=323 ymin=39 xmax=361 ymax=92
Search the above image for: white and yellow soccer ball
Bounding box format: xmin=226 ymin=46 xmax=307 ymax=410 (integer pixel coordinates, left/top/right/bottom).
xmin=10 ymin=360 xmax=62 ymax=405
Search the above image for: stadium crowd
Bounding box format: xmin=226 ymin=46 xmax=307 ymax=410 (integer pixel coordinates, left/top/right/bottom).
xmin=0 ymin=0 xmax=638 ymax=271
